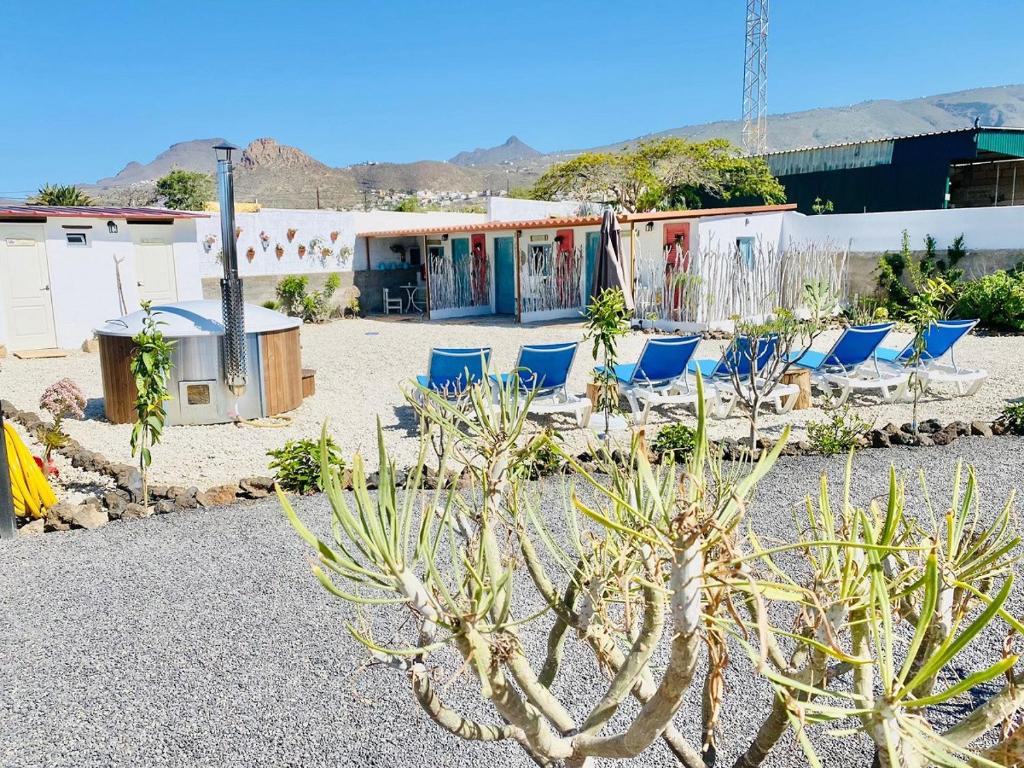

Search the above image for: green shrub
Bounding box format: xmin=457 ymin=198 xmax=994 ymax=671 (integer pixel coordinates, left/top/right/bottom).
xmin=267 ymin=436 xmax=345 ymax=494
xmin=651 ymin=423 xmax=697 ymax=461
xmin=807 ymin=404 xmax=871 ymax=456
xmin=999 ymin=401 xmax=1024 ymax=434
xmin=276 ymin=275 xmax=308 ymax=316
xmin=954 ymin=270 xmax=1024 ymax=332
xmin=262 ymin=299 xmax=279 ymax=311
xmin=275 ymin=274 xmax=341 ymax=323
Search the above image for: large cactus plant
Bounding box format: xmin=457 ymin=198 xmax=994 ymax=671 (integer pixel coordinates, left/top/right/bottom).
xmin=281 ymin=374 xmax=1022 ymax=767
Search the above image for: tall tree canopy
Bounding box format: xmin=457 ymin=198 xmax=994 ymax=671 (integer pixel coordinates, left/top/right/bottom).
xmin=152 ymin=170 xmax=213 ymax=211
xmin=529 ymin=138 xmax=785 ymax=212
xmin=30 ymin=184 xmax=93 ymax=206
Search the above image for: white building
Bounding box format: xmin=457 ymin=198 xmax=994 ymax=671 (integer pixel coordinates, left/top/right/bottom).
xmin=0 ymin=206 xmax=206 ymax=352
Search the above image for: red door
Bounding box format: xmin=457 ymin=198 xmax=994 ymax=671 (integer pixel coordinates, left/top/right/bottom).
xmin=663 ymin=223 xmax=691 ymax=270
xmin=555 ymin=229 xmax=577 ymax=307
xmin=470 ymin=234 xmax=488 ymax=305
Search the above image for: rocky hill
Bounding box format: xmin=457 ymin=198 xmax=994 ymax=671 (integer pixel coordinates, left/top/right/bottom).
xmin=84 ymin=84 xmax=1024 ymax=209
xmin=450 ymin=136 xmax=543 ymax=167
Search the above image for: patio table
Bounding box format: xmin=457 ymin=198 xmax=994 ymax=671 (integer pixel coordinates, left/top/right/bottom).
xmin=402 ymin=284 xmax=425 ymax=314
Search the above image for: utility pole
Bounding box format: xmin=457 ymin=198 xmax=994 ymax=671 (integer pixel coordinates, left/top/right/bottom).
xmin=316 ymin=187 xmax=321 ymax=210
xmin=741 ymin=0 xmax=769 ymax=156
xmin=0 ymin=409 xmax=16 ymax=539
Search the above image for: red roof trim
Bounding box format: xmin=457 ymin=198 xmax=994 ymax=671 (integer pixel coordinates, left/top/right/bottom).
xmin=0 ymin=205 xmax=208 ymax=220
xmin=356 ymin=204 xmax=796 ymax=239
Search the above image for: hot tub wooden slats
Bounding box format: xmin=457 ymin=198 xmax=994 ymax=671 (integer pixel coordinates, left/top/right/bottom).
xmin=99 ymin=335 xmax=138 ymax=424
xmin=261 ymin=327 xmax=303 ymax=416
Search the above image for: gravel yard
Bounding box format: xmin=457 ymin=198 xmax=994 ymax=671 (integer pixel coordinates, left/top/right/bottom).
xmin=1 ymin=437 xmax=1022 ymax=768
xmin=0 ymin=316 xmax=1021 ymax=488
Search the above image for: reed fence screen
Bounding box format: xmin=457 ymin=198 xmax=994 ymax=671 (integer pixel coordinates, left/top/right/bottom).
xmin=518 ymin=244 xmax=584 ymax=314
xmin=429 ymin=245 xmax=491 ymax=312
xmin=633 ymin=237 xmax=848 ymax=324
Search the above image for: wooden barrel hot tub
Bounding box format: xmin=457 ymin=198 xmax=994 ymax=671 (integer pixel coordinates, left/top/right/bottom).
xmin=95 ymin=300 xmax=304 ymax=425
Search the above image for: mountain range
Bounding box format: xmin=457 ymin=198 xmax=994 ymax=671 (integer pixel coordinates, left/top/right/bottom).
xmin=84 ymin=84 xmax=1024 ymax=209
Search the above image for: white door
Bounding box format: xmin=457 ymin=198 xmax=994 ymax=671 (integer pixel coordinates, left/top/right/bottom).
xmin=136 ymin=243 xmax=178 ymax=304
xmin=0 ymin=233 xmax=57 ymax=351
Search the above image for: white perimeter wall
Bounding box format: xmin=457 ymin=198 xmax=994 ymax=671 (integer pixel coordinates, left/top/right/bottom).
xmin=782 ymin=206 xmax=1024 ymax=252
xmin=196 ymin=209 xmax=485 ymax=277
xmin=487 ymin=196 xmax=596 ymax=222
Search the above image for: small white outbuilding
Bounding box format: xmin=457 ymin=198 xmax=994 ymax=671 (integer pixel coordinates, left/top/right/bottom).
xmin=0 ymin=205 xmax=207 ymax=352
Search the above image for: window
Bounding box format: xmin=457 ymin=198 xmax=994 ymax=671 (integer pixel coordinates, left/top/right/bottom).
xmin=65 ymin=231 xmax=88 ymax=246
xmin=736 ymin=237 xmax=754 ymax=268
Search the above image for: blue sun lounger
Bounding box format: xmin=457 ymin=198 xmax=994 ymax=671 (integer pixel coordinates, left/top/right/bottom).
xmin=874 ymin=318 xmax=986 ymax=396
xmin=490 ymin=342 xmax=591 ymax=426
xmin=788 ymin=322 xmax=907 ymax=405
xmin=687 ymin=334 xmax=800 ymax=417
xmin=415 ymin=347 xmax=491 ymax=401
xmin=596 ymin=335 xmax=715 ymax=425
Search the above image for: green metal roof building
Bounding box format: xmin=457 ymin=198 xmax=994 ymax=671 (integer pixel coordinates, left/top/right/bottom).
xmin=762 ymin=126 xmax=1024 ymax=213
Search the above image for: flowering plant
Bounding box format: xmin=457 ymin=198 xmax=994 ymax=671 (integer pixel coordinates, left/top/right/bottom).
xmin=259 ymin=230 xmax=271 ymax=250
xmin=203 ymin=234 xmax=217 ymax=253
xmin=38 ymin=378 xmax=86 ymax=462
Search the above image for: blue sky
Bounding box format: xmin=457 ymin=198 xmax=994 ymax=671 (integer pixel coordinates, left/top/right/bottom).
xmin=2 ymin=0 xmax=1021 ymax=195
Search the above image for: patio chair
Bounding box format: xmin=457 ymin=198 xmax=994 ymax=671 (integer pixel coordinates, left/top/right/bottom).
xmin=414 ymin=347 xmax=491 ymax=402
xmin=490 ymin=342 xmax=591 ymax=427
xmin=383 ymin=288 xmax=403 ymax=315
xmin=596 ymin=335 xmax=715 ymax=425
xmin=873 ymin=318 xmax=987 ymax=397
xmin=789 ymin=322 xmax=907 ymax=405
xmin=687 ymin=334 xmax=800 ymax=418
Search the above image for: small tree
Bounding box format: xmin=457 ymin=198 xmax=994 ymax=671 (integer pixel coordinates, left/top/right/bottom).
xmin=153 ymin=169 xmax=213 ymax=211
xmin=726 ymin=282 xmax=833 ymax=447
xmin=583 ymin=288 xmax=631 ymax=437
xmin=394 ymin=196 xmax=422 ymax=212
xmin=904 ymin=276 xmax=954 ymax=434
xmin=129 ymin=301 xmax=174 ymax=507
xmin=30 ymin=183 xmax=93 ymax=206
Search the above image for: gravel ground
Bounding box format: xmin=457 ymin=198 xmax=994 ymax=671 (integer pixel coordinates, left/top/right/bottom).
xmin=2 ymin=437 xmax=1022 ymax=768
xmin=1 ymin=317 xmax=1020 ymax=489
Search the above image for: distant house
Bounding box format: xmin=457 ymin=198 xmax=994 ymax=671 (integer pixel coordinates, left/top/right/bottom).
xmin=0 ymin=206 xmax=206 ymax=352
xmin=762 ymin=125 xmax=1024 ymax=214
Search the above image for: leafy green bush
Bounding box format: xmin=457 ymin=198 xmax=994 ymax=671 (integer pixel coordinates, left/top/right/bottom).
xmin=651 ymin=423 xmax=697 ymax=461
xmin=267 ymin=436 xmax=345 ymax=494
xmin=954 ymin=270 xmax=1024 ymax=332
xmin=999 ymin=401 xmax=1024 ymax=434
xmin=275 ymin=274 xmax=341 ymax=323
xmin=275 ymin=276 xmax=308 ymax=316
xmin=806 ymin=404 xmax=871 ymax=455
xmin=262 ymin=299 xmax=279 ymax=311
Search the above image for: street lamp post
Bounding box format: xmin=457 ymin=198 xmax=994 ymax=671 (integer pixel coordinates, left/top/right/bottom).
xmin=213 ymin=142 xmax=247 ymax=398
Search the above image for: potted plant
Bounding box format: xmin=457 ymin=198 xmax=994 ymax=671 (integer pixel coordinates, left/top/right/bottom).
xmin=297 ymin=244 xmax=307 ymax=259
xmin=329 ymin=231 xmax=339 ymax=243
xmin=202 ymin=234 xmax=217 ymax=254
xmin=245 ymin=246 xmax=256 ymax=262
xmin=584 ymin=288 xmax=631 ymax=439
xmin=234 ymin=226 xmax=242 ymax=240
xmin=259 ymin=231 xmax=271 ymax=251
xmin=275 ymin=243 xmax=285 ymax=259
xmin=286 ymin=228 xmax=298 ymax=242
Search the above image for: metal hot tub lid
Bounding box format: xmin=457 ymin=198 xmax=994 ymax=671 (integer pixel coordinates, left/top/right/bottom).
xmin=95 ymin=300 xmax=301 ymax=338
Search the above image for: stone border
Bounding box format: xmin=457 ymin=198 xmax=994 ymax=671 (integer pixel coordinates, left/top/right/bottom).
xmin=3 ymin=395 xmax=1018 ymax=535
xmin=1 ymin=399 xmax=275 ymax=535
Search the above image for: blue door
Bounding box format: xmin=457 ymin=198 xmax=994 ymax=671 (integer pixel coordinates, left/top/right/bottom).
xmin=494 ymin=236 xmax=515 ymax=314
xmin=585 ymin=231 xmax=600 ymax=305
